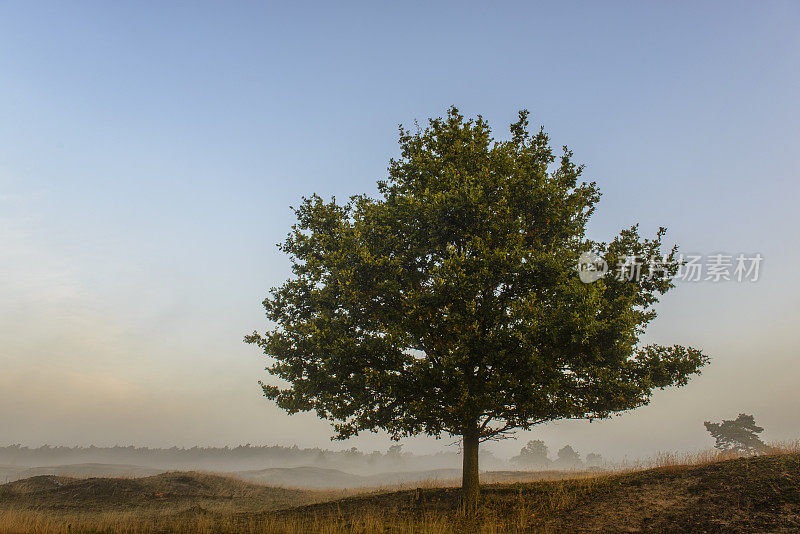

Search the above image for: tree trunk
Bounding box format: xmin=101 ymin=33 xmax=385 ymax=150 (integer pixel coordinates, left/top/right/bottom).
xmin=462 ymin=424 xmax=480 ymax=516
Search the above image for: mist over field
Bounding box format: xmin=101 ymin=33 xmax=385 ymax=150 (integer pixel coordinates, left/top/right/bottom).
xmin=2 ymin=4 xmax=798 ymax=463
xmin=0 ymin=444 xmax=483 ymax=478
xmin=1 ymin=2 xmax=799 ymax=532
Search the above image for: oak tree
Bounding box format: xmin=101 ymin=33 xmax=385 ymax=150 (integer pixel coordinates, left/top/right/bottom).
xmin=246 ymin=108 xmax=708 ymax=514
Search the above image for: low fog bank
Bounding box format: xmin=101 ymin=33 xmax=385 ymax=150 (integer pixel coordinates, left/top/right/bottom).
xmin=0 ymin=443 xmax=603 ymax=488
xmin=0 ymin=443 xmax=501 ymax=476
xmin=0 ymin=444 xmax=478 ymax=488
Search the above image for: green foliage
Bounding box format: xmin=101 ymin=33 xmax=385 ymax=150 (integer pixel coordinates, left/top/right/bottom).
xmin=704 ymin=414 xmax=767 ymax=455
xmin=245 ymin=107 xmax=709 ymax=443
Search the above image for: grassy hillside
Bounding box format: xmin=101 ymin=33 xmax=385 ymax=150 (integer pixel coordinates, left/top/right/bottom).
xmin=0 ymin=471 xmax=326 ymax=512
xmin=1 ymin=453 xmax=799 ymax=532
xmin=266 ymin=452 xmax=800 ymax=532
xmin=0 ymin=463 xmax=165 ymax=483
xmin=0 ymin=471 xmax=344 ymax=533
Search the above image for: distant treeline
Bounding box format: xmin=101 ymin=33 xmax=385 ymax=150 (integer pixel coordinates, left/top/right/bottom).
xmin=0 ymin=444 xmax=505 ymax=473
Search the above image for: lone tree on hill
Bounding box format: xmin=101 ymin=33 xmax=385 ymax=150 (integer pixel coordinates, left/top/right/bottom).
xmin=704 ymin=414 xmax=767 ymax=455
xmin=246 ymin=108 xmax=708 ymax=515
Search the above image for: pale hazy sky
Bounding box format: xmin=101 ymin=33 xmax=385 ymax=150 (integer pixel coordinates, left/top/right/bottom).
xmin=1 ymin=1 xmax=798 ymax=461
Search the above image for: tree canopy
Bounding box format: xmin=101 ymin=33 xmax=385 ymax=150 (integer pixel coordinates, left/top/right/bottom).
xmin=246 ymin=107 xmax=709 ymax=512
xmin=704 ymin=414 xmax=767 ymax=455
xmin=556 ymin=445 xmax=582 ymax=468
xmin=511 ymin=439 xmax=550 ymax=468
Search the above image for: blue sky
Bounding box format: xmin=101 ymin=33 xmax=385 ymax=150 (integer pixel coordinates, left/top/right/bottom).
xmin=1 ymin=1 xmax=798 ymax=459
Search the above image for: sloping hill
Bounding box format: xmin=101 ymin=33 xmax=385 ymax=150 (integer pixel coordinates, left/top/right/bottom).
xmin=1 ymin=453 xmax=799 ymax=532
xmin=0 ymin=471 xmax=325 ymax=513
xmin=270 ymin=453 xmax=800 ymax=532
xmin=2 ymin=462 xmax=164 ymax=482
xmin=0 ymin=465 xmax=25 ymax=485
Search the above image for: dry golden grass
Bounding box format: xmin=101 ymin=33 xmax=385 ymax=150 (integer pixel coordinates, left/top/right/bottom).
xmin=615 ymin=439 xmax=800 ymax=472
xmin=0 ymin=508 xmax=471 ymax=534
xmin=2 ymin=443 xmax=799 ymax=533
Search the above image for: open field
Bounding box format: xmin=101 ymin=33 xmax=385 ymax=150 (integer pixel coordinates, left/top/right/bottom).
xmin=2 ymin=449 xmax=800 ymax=533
